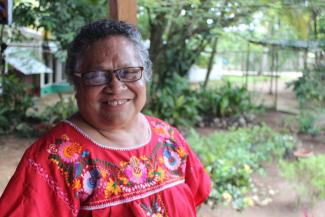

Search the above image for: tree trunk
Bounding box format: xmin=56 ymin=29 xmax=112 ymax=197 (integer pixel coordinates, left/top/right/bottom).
xmin=203 ymin=37 xmax=218 ymax=89
xmin=245 ymin=42 xmax=250 ymax=88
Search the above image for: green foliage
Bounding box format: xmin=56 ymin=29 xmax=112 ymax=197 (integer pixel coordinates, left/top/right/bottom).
xmin=145 ymin=75 xmax=201 ymax=127
xmin=197 ymin=82 xmax=254 ymax=120
xmin=297 ymin=109 xmax=322 ymax=136
xmin=187 ymin=125 xmax=296 ymax=209
xmin=14 ymin=0 xmax=107 ymax=48
xmin=280 ymin=155 xmax=325 ymax=204
xmin=145 ymin=76 xmax=256 ymax=128
xmin=39 ymin=94 xmax=78 ymax=126
xmin=138 ymin=0 xmax=261 ymax=88
xmin=290 ymin=66 xmax=325 ymax=107
xmin=0 ymin=74 xmax=34 ymax=134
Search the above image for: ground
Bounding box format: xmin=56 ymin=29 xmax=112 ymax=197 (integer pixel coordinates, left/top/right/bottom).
xmin=1 ymin=79 xmax=325 ymax=217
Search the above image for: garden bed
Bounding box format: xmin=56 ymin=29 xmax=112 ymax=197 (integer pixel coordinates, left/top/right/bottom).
xmin=195 ymin=110 xmax=325 ymax=217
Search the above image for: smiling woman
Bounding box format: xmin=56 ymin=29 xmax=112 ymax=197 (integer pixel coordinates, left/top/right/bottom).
xmin=0 ymin=19 xmax=211 ymax=217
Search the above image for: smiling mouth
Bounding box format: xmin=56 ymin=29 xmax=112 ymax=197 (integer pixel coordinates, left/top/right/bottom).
xmin=103 ymin=99 xmax=130 ymax=106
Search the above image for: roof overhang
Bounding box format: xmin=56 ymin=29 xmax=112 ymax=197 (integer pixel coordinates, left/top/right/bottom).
xmin=4 ymin=46 xmax=52 ymax=75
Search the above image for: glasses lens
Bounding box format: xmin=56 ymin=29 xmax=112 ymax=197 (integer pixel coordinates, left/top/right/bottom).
xmin=83 ymin=71 xmax=110 ymax=86
xmin=117 ymin=67 xmax=142 ymax=82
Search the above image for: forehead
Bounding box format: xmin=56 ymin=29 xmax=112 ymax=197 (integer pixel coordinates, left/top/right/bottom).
xmin=79 ymin=36 xmax=140 ymax=70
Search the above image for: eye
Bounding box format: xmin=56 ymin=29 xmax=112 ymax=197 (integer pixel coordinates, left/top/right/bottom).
xmin=118 ymin=68 xmax=141 ymax=80
xmin=83 ymin=71 xmax=108 ymax=85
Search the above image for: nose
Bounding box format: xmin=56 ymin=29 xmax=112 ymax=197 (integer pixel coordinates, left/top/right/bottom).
xmin=103 ymin=74 xmax=126 ymax=93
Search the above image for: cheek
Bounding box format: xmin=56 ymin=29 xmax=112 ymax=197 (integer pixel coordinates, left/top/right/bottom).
xmin=137 ymin=82 xmax=147 ymax=102
xmin=75 ymin=87 xmax=99 ymax=105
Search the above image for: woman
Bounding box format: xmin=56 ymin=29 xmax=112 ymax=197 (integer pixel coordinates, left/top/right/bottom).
xmin=0 ymin=19 xmax=211 ymax=217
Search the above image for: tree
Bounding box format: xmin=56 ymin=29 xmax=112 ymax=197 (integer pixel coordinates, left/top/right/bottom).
xmin=138 ymin=0 xmax=263 ymax=90
xmin=13 ymin=0 xmax=107 ymax=48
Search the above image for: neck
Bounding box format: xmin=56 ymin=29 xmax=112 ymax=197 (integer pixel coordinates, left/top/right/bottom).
xmin=70 ymin=112 xmax=149 ymax=148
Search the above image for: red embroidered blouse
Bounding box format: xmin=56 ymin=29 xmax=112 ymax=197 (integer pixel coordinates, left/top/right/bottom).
xmin=0 ymin=116 xmax=211 ymax=217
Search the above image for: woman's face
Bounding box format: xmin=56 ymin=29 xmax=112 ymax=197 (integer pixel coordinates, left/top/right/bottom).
xmin=75 ymin=36 xmax=146 ymax=130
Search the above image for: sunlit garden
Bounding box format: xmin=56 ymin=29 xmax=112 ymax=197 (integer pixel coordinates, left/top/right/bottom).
xmin=1 ymin=0 xmax=325 ymax=216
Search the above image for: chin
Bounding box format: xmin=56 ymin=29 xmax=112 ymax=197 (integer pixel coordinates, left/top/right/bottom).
xmin=100 ymin=113 xmax=137 ymax=129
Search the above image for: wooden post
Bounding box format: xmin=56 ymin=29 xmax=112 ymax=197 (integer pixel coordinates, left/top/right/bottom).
xmin=109 ymin=0 xmax=137 ymax=25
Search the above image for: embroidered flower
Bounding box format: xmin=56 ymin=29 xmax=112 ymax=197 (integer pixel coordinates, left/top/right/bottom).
xmin=163 ymin=148 xmax=181 ymax=171
xmin=148 ymin=168 xmax=155 ymax=179
xmin=140 ymin=195 xmax=167 ymax=217
xmin=125 ymin=157 xmax=148 ymax=184
xmin=82 ymin=150 xmax=89 ymax=158
xmin=158 ymin=156 xmax=164 ymax=164
xmin=119 ymin=176 xmax=129 ymax=185
xmin=152 ymin=123 xmax=171 ymax=142
xmin=104 ymin=178 xmax=121 ymax=197
xmin=83 ymin=168 xmax=100 ymax=194
xmin=156 ymin=167 xmax=167 ymax=182
xmin=72 ymin=179 xmax=82 ymax=190
xmin=176 ymin=146 xmax=186 ymax=158
xmin=58 ymin=141 xmax=82 ymax=163
xmin=153 ymin=125 xmax=169 ymax=137
xmin=99 ymin=168 xmax=109 ymax=179
xmin=74 ymin=162 xmax=82 ymax=178
xmin=47 ymin=143 xmax=58 ymax=154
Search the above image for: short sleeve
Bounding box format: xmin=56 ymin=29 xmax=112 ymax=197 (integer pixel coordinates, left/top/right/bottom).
xmin=174 ymin=128 xmax=211 ymax=206
xmin=0 ymin=138 xmax=80 ymax=217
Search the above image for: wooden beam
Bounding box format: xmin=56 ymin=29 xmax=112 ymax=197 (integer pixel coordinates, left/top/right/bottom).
xmin=109 ymin=0 xmax=137 ymax=25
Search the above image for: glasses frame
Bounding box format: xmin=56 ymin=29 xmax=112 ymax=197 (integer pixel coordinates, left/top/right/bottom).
xmin=74 ymin=66 xmax=144 ymax=86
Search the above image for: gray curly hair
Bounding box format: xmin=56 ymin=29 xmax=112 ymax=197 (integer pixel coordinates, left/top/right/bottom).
xmin=65 ymin=19 xmax=152 ymax=86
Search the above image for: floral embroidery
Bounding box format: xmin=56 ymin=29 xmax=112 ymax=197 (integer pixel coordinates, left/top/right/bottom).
xmin=104 ymin=178 xmax=122 ymax=197
xmin=163 ymin=148 xmax=181 ymax=171
xmin=47 ymin=120 xmax=188 ymax=208
xmin=58 ymin=140 xmax=82 ymax=163
xmin=152 ymin=121 xmax=175 ymax=142
xmin=83 ymin=168 xmax=101 ymax=194
xmin=124 ymin=156 xmax=148 ymax=184
xmin=140 ymin=195 xmax=168 ymax=217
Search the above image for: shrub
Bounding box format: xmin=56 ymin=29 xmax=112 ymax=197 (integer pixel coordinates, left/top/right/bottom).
xmin=145 ymin=74 xmax=201 ymax=127
xmin=0 ymin=74 xmax=34 ymax=134
xmin=196 ymin=82 xmax=254 ymax=121
xmin=187 ymin=125 xmax=296 ymax=209
xmin=290 ymin=66 xmax=325 ymax=107
xmin=297 ymin=109 xmax=322 ymax=136
xmin=145 ymin=76 xmax=255 ymax=128
xmin=38 ymin=94 xmax=78 ymax=126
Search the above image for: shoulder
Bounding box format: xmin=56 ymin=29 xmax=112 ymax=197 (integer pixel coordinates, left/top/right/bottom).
xmin=24 ymin=121 xmax=78 ymax=160
xmin=145 ymin=115 xmax=170 ymax=126
xmin=145 ymin=115 xmax=186 ymax=145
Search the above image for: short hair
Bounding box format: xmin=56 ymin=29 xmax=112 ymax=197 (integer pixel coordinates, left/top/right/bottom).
xmin=65 ymin=19 xmax=152 ymax=86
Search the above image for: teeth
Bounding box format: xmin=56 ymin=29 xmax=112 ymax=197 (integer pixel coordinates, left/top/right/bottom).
xmin=106 ymin=99 xmax=128 ymax=106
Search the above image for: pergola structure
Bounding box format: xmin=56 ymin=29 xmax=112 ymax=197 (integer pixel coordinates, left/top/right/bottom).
xmin=109 ymin=0 xmax=137 ymax=25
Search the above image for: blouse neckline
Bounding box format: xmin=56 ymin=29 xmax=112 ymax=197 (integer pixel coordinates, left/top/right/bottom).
xmin=63 ymin=114 xmax=152 ymax=151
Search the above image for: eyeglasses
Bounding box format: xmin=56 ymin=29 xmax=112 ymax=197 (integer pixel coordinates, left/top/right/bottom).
xmin=74 ymin=66 xmax=143 ymax=86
